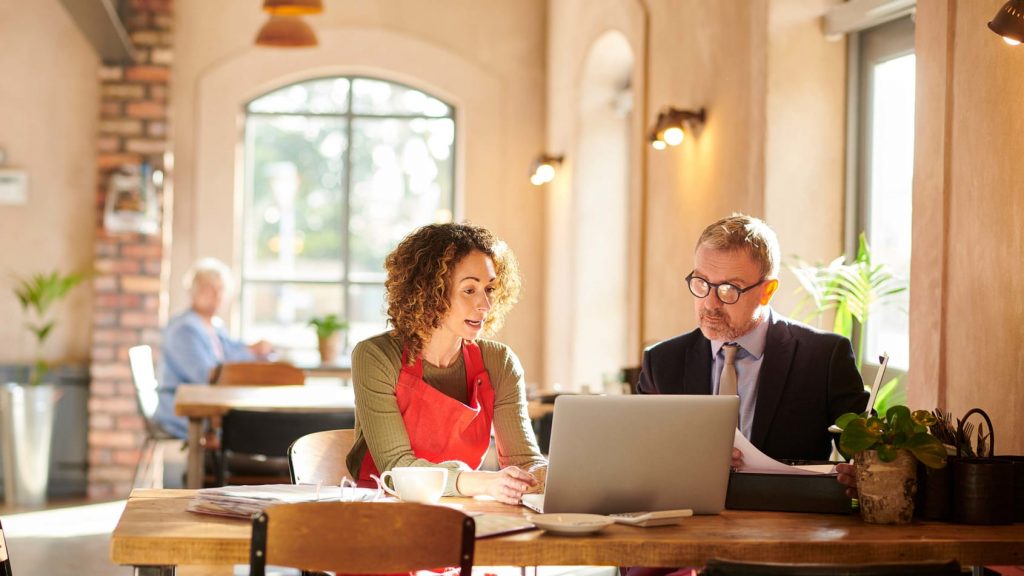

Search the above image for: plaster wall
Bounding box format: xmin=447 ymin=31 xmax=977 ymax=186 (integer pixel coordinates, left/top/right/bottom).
xmin=170 ymin=0 xmax=546 ymax=376
xmin=0 ymin=0 xmax=97 ymax=365
xmin=912 ymin=0 xmax=1024 ymax=453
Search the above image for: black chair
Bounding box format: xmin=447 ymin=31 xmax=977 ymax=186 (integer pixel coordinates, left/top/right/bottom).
xmin=128 ymin=345 xmax=181 ymax=489
xmin=698 ymin=559 xmax=964 ymax=576
xmin=217 ymin=409 xmax=355 ymax=486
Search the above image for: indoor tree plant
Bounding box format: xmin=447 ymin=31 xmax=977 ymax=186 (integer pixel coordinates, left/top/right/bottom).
xmin=1 ymin=269 xmax=85 ymax=505
xmin=790 ymin=233 xmax=908 ymax=414
xmin=835 ymin=406 xmax=947 ymax=524
xmin=308 ymin=313 xmax=347 ymax=363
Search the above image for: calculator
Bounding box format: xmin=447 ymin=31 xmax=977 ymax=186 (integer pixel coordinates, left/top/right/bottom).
xmin=608 ymin=509 xmax=693 ymax=527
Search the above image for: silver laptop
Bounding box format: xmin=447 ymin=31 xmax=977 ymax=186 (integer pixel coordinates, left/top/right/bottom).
xmin=522 ymin=394 xmax=738 ymax=515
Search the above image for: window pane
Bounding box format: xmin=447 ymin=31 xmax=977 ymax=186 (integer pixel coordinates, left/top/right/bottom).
xmin=247 ymin=78 xmax=350 ymax=114
xmin=865 ymin=53 xmax=915 ymax=370
xmin=352 ymin=78 xmax=452 ymax=117
xmin=241 ymin=282 xmax=344 ymax=359
xmin=349 ymin=283 xmax=388 ymax=349
xmin=349 ymin=117 xmax=455 ymax=281
xmin=244 ymin=115 xmax=346 ymax=282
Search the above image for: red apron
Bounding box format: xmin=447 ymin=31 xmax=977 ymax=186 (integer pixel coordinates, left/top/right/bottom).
xmin=359 ymin=340 xmax=495 ymax=485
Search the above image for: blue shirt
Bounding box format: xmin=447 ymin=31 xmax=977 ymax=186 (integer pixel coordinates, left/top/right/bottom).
xmin=710 ymin=309 xmax=771 ymax=439
xmin=155 ymin=309 xmax=254 ymax=439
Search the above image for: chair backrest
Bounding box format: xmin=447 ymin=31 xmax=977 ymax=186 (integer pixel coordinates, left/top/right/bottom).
xmin=0 ymin=518 xmax=13 ymax=576
xmin=699 ymin=558 xmax=963 ymax=576
xmin=250 ymin=502 xmax=475 ymax=576
xmin=288 ymin=428 xmax=356 ymax=484
xmin=219 ymin=410 xmax=355 ymax=485
xmin=210 ymin=361 xmax=305 ymax=386
xmin=128 ymin=345 xmax=161 ymax=428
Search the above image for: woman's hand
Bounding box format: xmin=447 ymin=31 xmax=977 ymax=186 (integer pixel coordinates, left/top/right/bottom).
xmin=457 ymin=466 xmax=538 ymax=504
xmin=835 ymin=462 xmax=858 ymax=498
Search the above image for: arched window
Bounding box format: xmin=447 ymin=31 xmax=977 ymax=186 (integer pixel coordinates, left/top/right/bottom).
xmin=240 ymin=76 xmax=455 ymax=361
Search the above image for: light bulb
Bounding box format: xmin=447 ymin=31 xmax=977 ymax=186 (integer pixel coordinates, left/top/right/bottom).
xmin=535 ymin=163 xmax=556 ymax=182
xmin=1004 ymin=36 xmax=1021 ymax=46
xmin=663 ymin=126 xmax=685 ymax=146
xmin=530 ymin=173 xmax=546 ymax=186
xmin=651 ymin=139 xmax=667 ymax=151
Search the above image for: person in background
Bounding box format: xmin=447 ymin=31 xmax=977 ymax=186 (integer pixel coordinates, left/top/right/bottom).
xmin=154 ymin=257 xmax=272 ymax=439
xmin=346 ymin=223 xmax=546 ymax=504
xmin=638 ymin=214 xmax=867 ymax=487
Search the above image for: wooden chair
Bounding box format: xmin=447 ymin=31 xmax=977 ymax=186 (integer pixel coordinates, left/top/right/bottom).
xmin=0 ymin=517 xmax=13 ymax=576
xmin=288 ymin=428 xmax=356 ymax=485
xmin=250 ymin=502 xmax=475 ymax=576
xmin=218 ymin=410 xmax=355 ymax=486
xmin=698 ymin=558 xmax=963 ymax=576
xmin=209 ymin=361 xmax=305 ymax=386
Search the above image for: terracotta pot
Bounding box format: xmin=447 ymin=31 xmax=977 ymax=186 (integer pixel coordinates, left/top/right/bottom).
xmin=854 ymin=449 xmax=917 ymax=524
xmin=317 ymin=333 xmax=340 ymax=363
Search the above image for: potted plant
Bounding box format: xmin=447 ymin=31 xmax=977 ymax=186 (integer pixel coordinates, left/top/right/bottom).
xmin=308 ymin=313 xmax=347 ymax=363
xmin=0 ymin=269 xmax=85 ymax=506
xmin=790 ymin=233 xmax=909 ymax=414
xmin=834 ymin=406 xmax=947 ymax=524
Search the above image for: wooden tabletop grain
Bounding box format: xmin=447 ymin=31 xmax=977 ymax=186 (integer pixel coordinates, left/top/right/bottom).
xmin=110 ymin=489 xmax=1024 ymax=568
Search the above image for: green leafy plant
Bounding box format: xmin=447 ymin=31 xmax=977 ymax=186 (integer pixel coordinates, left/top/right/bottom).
xmin=789 ymin=233 xmax=908 ymax=413
xmin=835 ymin=406 xmax=947 ymax=469
xmin=308 ymin=313 xmax=348 ymax=340
xmin=14 ymin=270 xmax=86 ymax=386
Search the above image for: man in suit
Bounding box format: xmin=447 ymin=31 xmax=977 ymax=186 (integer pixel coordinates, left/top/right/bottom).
xmin=638 ymin=214 xmax=869 ymax=465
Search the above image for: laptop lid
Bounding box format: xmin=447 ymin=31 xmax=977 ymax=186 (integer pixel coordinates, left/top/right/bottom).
xmin=528 ymin=394 xmax=738 ymax=515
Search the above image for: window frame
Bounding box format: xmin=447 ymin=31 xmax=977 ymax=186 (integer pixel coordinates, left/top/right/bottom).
xmin=239 ymin=75 xmax=458 ymax=357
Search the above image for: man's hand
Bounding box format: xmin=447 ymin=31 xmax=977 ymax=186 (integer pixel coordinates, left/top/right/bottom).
xmin=835 ymin=462 xmax=858 ymax=498
xmin=731 ymin=447 xmax=744 ymax=470
xmin=249 ymin=340 xmax=273 ymax=358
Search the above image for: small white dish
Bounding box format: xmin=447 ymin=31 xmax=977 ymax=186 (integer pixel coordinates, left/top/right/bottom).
xmin=526 ymin=513 xmax=613 ymax=536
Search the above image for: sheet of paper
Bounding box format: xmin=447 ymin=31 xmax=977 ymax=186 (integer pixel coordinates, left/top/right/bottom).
xmin=732 ymin=430 xmax=836 ymax=476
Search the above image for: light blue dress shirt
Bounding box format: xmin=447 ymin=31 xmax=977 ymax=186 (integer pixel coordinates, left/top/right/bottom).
xmin=155 ymin=309 xmax=254 ymax=439
xmin=710 ymin=310 xmax=771 ymax=440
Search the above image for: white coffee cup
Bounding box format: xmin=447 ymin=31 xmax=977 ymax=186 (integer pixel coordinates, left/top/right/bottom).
xmin=379 ymin=467 xmax=448 ymax=504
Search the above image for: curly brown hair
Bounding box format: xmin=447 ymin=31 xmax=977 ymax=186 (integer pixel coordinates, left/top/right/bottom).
xmin=385 ymin=222 xmax=522 ymax=361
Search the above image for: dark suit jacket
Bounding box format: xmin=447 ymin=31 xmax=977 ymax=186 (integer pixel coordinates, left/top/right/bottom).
xmin=638 ymin=312 xmax=868 ymax=461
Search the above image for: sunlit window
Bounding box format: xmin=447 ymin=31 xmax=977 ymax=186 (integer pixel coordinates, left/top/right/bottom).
xmin=241 ymin=77 xmax=455 ymax=362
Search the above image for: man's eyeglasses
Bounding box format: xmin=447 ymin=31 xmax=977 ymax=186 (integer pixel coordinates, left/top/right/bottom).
xmin=685 ymin=272 xmax=765 ymax=305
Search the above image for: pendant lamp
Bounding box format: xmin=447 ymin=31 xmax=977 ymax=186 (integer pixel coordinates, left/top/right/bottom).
xmin=263 ymin=0 xmax=324 ymax=16
xmin=255 ymin=15 xmax=318 ymax=48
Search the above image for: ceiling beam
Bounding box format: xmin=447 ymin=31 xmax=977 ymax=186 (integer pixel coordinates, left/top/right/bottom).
xmin=57 ymin=0 xmax=134 ymax=64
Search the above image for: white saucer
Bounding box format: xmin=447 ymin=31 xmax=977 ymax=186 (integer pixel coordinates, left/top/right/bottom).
xmin=526 ymin=513 xmax=613 ymax=536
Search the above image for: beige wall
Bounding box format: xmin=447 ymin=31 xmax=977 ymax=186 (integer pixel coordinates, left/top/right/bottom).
xmin=912 ymin=0 xmax=1024 ymax=454
xmin=763 ymin=0 xmax=847 ymax=317
xmin=0 ymin=0 xmax=97 ymax=366
xmin=170 ymin=0 xmax=547 ymax=376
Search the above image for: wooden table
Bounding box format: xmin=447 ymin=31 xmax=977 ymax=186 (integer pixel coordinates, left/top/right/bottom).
xmin=174 ymin=384 xmax=355 ymax=489
xmin=111 ymin=489 xmax=1024 ymax=575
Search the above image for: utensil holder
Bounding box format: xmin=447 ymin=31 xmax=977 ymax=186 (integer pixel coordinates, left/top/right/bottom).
xmin=996 ymin=454 xmax=1024 ymax=522
xmin=952 ymin=408 xmax=1015 ymax=525
xmin=915 ymin=460 xmax=952 ymax=521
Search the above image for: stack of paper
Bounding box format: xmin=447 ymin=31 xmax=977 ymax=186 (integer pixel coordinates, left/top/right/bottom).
xmin=187 ymin=484 xmax=381 ymax=519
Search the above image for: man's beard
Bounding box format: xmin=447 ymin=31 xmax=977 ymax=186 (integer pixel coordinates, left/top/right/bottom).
xmin=698 ymin=309 xmax=761 ymax=341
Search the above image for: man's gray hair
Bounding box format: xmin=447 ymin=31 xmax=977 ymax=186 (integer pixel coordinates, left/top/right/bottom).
xmin=696 ymin=213 xmax=780 ymax=279
xmin=184 ymin=257 xmax=234 ymax=297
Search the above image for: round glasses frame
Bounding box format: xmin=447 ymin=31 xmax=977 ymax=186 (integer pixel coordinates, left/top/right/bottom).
xmin=685 ymin=272 xmax=765 ymax=305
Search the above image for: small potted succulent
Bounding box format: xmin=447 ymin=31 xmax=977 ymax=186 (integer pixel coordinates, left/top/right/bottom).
xmin=308 ymin=313 xmax=347 ymax=363
xmin=835 ymin=406 xmax=947 ymax=524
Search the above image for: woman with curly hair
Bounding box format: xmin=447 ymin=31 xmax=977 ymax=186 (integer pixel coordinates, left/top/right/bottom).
xmin=346 ymin=222 xmax=546 ymax=504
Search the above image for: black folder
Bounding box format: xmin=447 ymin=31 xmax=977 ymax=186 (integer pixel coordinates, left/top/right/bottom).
xmin=725 ymin=470 xmax=854 ymax=514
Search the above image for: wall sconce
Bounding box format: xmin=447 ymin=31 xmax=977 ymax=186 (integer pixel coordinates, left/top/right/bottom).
xmin=989 ymin=0 xmax=1024 ymax=45
xmin=648 ymin=107 xmax=706 ymax=150
xmin=255 ymin=0 xmax=323 ymax=48
xmin=529 ymin=154 xmax=563 ymax=186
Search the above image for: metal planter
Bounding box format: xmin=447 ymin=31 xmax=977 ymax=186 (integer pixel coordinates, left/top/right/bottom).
xmin=0 ymin=382 xmax=59 ymax=507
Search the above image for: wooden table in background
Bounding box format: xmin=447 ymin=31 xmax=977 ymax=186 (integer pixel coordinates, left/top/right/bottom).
xmin=174 ymin=384 xmax=355 ymax=489
xmin=111 ymin=489 xmax=1024 ymax=574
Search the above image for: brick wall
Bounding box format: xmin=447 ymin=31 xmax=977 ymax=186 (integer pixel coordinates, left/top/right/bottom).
xmin=88 ymin=0 xmax=173 ymax=499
